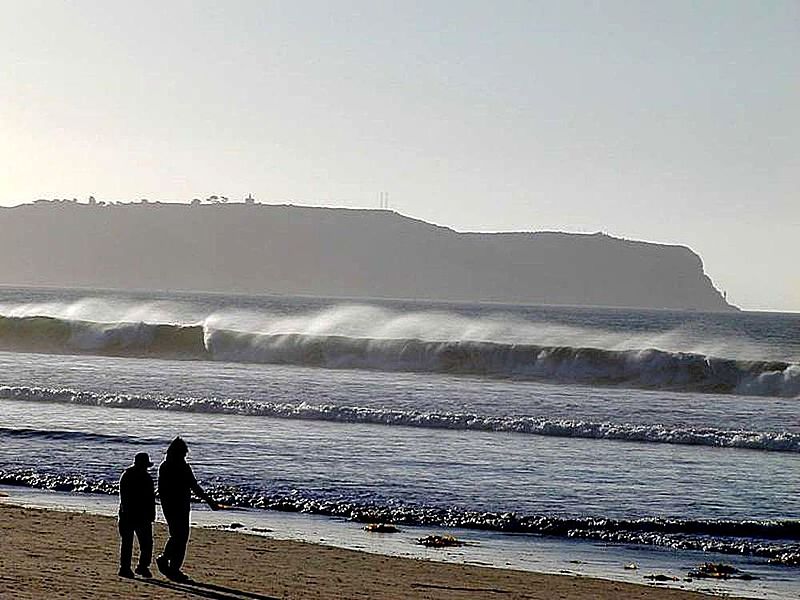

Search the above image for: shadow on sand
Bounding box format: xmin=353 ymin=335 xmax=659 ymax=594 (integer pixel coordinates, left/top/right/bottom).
xmin=141 ymin=577 xmax=279 ymax=600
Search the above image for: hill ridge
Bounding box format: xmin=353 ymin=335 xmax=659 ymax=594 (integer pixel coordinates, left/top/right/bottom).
xmin=0 ymin=203 xmax=734 ymax=311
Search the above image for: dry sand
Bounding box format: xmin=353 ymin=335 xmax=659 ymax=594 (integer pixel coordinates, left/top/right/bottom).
xmin=0 ymin=504 xmax=725 ymax=600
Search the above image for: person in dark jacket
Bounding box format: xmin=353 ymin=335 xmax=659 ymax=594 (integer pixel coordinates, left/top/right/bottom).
xmin=118 ymin=452 xmax=156 ymax=578
xmin=156 ymin=436 xmax=219 ymax=582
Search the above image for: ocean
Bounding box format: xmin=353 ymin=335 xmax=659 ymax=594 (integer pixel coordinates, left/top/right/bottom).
xmin=0 ymin=287 xmax=798 ymax=598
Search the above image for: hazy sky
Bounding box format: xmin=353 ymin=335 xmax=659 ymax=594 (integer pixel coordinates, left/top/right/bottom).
xmin=1 ymin=1 xmax=797 ymax=311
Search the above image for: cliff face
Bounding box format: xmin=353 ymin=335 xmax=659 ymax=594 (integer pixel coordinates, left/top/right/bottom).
xmin=0 ymin=203 xmax=734 ymax=311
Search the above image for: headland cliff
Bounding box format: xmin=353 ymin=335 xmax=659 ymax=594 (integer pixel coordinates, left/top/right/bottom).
xmin=0 ymin=203 xmax=734 ymax=311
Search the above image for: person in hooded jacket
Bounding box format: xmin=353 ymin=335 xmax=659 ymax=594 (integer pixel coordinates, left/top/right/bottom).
xmin=156 ymin=436 xmax=220 ymax=582
xmin=118 ymin=452 xmax=156 ymax=578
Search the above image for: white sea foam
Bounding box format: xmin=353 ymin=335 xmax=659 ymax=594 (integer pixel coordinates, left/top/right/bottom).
xmin=1 ymin=386 xmax=797 ymax=452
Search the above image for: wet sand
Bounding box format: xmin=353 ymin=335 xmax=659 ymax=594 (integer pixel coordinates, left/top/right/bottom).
xmin=0 ymin=504 xmax=727 ymax=600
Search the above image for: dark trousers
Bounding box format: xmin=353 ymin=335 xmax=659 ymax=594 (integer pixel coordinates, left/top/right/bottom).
xmin=161 ymin=508 xmax=191 ymax=571
xmin=118 ymin=518 xmax=153 ymax=569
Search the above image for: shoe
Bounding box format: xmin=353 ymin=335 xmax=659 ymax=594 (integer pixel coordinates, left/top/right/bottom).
xmin=156 ymin=555 xmax=171 ymax=576
xmin=167 ymin=570 xmax=191 ymax=583
xmin=135 ymin=566 xmax=153 ymax=578
xmin=118 ymin=567 xmax=135 ymax=579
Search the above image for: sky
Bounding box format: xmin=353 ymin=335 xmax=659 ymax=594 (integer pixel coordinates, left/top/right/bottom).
xmin=1 ymin=0 xmax=797 ymax=311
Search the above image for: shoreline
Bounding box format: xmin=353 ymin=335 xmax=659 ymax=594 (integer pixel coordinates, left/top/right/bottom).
xmin=1 ymin=503 xmax=734 ymax=600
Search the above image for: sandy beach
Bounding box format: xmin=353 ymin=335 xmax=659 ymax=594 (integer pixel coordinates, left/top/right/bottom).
xmin=0 ymin=504 xmax=728 ymax=600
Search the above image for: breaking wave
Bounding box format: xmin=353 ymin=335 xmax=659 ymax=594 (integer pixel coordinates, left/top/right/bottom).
xmin=1 ymin=467 xmax=797 ymax=566
xmin=0 ymin=315 xmax=205 ymax=358
xmin=2 ymin=386 xmax=798 ymax=453
xmin=0 ymin=314 xmax=798 ymax=397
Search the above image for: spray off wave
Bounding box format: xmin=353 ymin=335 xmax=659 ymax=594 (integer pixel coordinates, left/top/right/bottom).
xmin=0 ymin=310 xmax=798 ymax=397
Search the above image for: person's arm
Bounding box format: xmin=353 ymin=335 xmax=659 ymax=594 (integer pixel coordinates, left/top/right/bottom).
xmin=118 ymin=471 xmax=129 ymax=512
xmin=187 ymin=465 xmax=220 ymax=510
xmin=147 ymin=475 xmax=156 ymax=522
